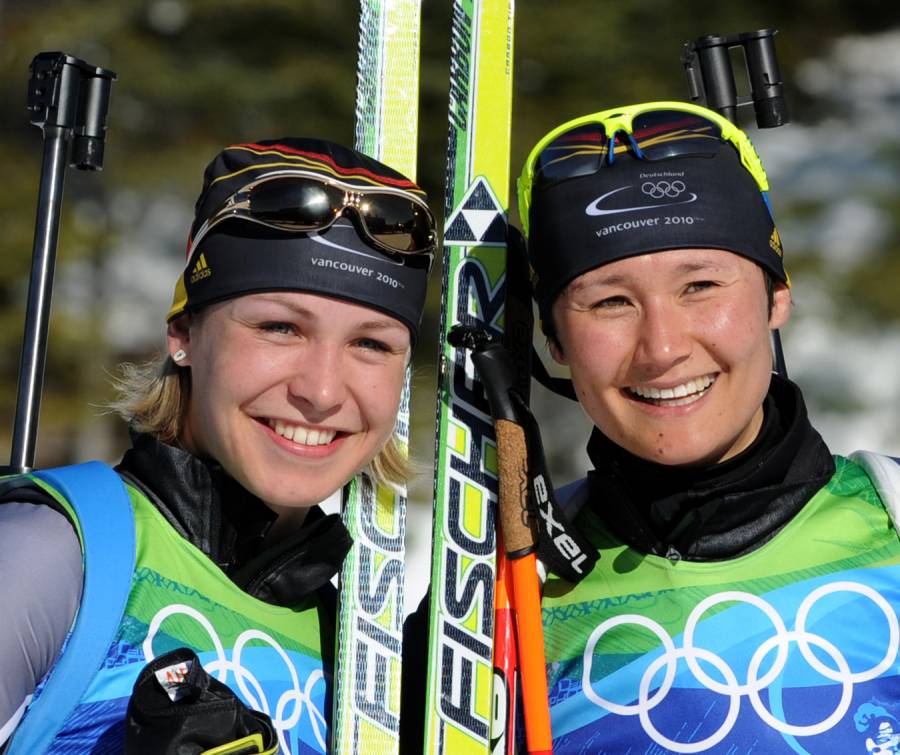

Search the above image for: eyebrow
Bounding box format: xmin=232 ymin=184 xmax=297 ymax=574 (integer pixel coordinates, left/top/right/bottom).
xmin=567 ymin=273 xmax=628 ymax=295
xmin=567 ymin=257 xmax=729 ymax=295
xmin=354 ymin=319 xmax=407 ymax=334
xmin=253 ymin=294 xmax=406 ymax=332
xmin=672 ymin=259 xmax=727 ymax=275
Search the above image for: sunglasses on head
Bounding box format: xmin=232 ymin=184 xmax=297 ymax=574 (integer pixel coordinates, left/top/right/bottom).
xmin=190 ymin=170 xmax=437 ymax=262
xmin=517 ymin=101 xmax=770 ymax=236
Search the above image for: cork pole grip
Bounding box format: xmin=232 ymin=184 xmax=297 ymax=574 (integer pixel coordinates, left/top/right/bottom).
xmin=496 ymin=418 xmax=534 ymax=554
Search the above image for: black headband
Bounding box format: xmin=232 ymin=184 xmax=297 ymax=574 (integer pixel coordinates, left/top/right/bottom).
xmin=167 ymin=137 xmax=433 ymax=344
xmin=171 ymin=220 xmax=429 ymax=345
xmin=528 ymin=148 xmax=787 ymax=325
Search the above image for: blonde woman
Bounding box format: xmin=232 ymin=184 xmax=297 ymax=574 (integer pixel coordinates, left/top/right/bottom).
xmin=0 ymin=138 xmax=435 ymax=754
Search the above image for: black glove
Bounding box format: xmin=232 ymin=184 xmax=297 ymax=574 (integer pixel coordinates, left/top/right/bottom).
xmin=124 ymin=647 xmax=278 ymax=755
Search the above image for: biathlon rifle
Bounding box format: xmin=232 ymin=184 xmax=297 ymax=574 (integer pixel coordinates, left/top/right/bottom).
xmin=682 ymin=28 xmax=790 ymax=377
xmin=3 ymin=53 xmax=116 ymax=476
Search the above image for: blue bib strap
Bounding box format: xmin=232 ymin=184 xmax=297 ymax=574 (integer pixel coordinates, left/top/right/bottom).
xmin=6 ymin=461 xmax=136 ymax=754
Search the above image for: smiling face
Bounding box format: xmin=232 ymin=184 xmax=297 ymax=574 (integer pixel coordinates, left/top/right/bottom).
xmin=167 ymin=291 xmax=410 ymax=520
xmin=550 ymin=248 xmax=791 ymax=466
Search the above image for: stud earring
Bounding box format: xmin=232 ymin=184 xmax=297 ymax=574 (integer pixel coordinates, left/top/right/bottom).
xmin=172 ymin=349 xmax=187 ymax=363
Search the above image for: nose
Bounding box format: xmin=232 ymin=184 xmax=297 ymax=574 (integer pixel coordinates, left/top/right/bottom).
xmin=632 ymin=297 xmax=692 ymax=376
xmin=286 ymin=342 xmax=347 ymax=416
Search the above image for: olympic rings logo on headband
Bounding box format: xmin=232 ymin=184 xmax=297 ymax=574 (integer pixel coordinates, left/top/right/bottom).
xmin=144 ymin=604 xmax=328 ymax=755
xmin=641 ymin=180 xmax=686 ymax=199
xmin=582 ymin=582 xmax=899 ymax=753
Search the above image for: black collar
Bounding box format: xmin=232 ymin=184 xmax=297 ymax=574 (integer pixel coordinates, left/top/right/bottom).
xmin=586 ymin=376 xmax=836 ymax=560
xmin=116 ymin=432 xmax=352 ymax=606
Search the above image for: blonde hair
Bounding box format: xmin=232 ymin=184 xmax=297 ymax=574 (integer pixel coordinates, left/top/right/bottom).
xmin=109 ymin=353 xmax=410 ymax=487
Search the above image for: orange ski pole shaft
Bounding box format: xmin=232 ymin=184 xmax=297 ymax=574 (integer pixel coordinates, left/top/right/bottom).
xmin=448 ymin=324 xmax=552 ymax=752
xmin=496 ymin=417 xmax=552 ymax=754
xmin=491 ymin=537 xmax=519 ymax=754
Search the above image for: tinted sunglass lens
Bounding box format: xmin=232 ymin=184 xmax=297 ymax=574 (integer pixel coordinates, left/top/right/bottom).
xmin=359 ymin=194 xmax=433 ymax=252
xmin=248 ymin=179 xmax=342 ymax=227
xmin=630 ymin=110 xmax=723 ymax=161
xmin=534 ymin=123 xmax=609 ymax=183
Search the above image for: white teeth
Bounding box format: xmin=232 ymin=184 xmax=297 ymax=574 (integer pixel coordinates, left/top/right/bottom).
xmin=268 ymin=420 xmax=337 ymax=446
xmin=629 ymin=374 xmax=715 ymax=403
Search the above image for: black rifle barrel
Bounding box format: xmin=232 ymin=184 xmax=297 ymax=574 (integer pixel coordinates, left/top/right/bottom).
xmin=5 ymin=53 xmax=115 ymax=474
xmin=693 ymin=34 xmax=739 ymax=123
xmin=683 ymin=29 xmax=787 ymax=130
xmin=681 ymin=30 xmax=790 ymax=379
xmin=8 ymin=128 xmax=70 ymax=474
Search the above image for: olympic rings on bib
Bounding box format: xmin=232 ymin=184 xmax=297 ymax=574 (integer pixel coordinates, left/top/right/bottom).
xmin=143 ymin=603 xmax=328 ymax=755
xmin=581 ymin=581 xmax=899 ymax=754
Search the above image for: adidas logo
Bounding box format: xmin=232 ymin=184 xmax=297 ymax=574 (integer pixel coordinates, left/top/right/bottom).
xmin=190 ymin=253 xmax=212 ymax=284
xmin=769 ymin=228 xmax=783 ymax=257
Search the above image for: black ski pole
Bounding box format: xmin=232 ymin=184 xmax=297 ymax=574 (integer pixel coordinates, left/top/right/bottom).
xmin=3 ymin=53 xmax=116 ymax=475
xmin=682 ymin=29 xmax=789 ymax=378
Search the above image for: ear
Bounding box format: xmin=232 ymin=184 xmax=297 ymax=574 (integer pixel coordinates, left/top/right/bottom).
xmin=548 ymin=335 xmax=568 ymax=366
xmin=166 ymin=316 xmax=193 ymax=365
xmin=769 ymin=282 xmax=792 ymax=330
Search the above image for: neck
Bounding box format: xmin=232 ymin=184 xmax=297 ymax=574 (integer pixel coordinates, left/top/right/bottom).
xmin=261 ymin=505 xmax=310 ymax=547
xmin=585 ymin=375 xmax=835 ymax=560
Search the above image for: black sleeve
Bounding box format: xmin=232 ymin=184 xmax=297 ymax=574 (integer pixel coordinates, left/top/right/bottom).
xmin=0 ymin=502 xmax=83 ymax=745
xmin=399 ymin=589 xmax=430 ymax=755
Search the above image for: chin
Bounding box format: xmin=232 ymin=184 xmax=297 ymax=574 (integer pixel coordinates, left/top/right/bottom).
xmin=264 ymin=478 xmax=342 ymax=508
xmin=619 ymin=435 xmax=727 ymax=468
xmin=236 ymin=466 xmax=331 ymax=509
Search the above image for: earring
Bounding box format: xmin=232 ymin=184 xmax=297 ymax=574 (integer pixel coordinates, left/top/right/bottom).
xmin=172 ymin=349 xmax=187 ymax=363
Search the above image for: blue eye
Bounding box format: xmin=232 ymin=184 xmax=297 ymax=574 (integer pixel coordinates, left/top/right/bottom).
xmin=260 ymin=322 xmax=294 ymax=335
xmin=593 ymin=296 xmax=629 ymax=309
xmin=357 ymin=337 xmax=390 ymax=352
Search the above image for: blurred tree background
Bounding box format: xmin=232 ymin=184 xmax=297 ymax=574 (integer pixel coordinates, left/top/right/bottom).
xmin=3 ymin=1 xmax=900 ymax=600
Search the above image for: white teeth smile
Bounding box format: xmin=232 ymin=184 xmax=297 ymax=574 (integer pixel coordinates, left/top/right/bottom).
xmin=269 ymin=420 xmax=337 ymax=446
xmin=628 ymin=374 xmax=716 ymax=406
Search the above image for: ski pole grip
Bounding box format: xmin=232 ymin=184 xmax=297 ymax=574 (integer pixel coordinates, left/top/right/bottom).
xmin=447 ymin=325 xmax=536 ymax=554
xmin=496 ymin=418 xmax=535 ymax=557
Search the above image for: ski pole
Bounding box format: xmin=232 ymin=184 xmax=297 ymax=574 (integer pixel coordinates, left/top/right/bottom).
xmin=4 ymin=52 xmax=115 ymax=475
xmin=491 ymin=224 xmax=536 ymax=755
xmin=491 ymin=539 xmax=519 ymax=755
xmin=448 ymin=325 xmax=552 ymax=755
xmin=681 ymin=29 xmax=789 ymax=378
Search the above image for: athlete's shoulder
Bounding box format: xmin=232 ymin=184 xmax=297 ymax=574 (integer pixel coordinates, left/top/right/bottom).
xmin=849 ymin=450 xmax=900 ymax=534
xmin=0 ymin=503 xmax=83 ymax=740
xmin=0 ymin=500 xmax=81 ymax=566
